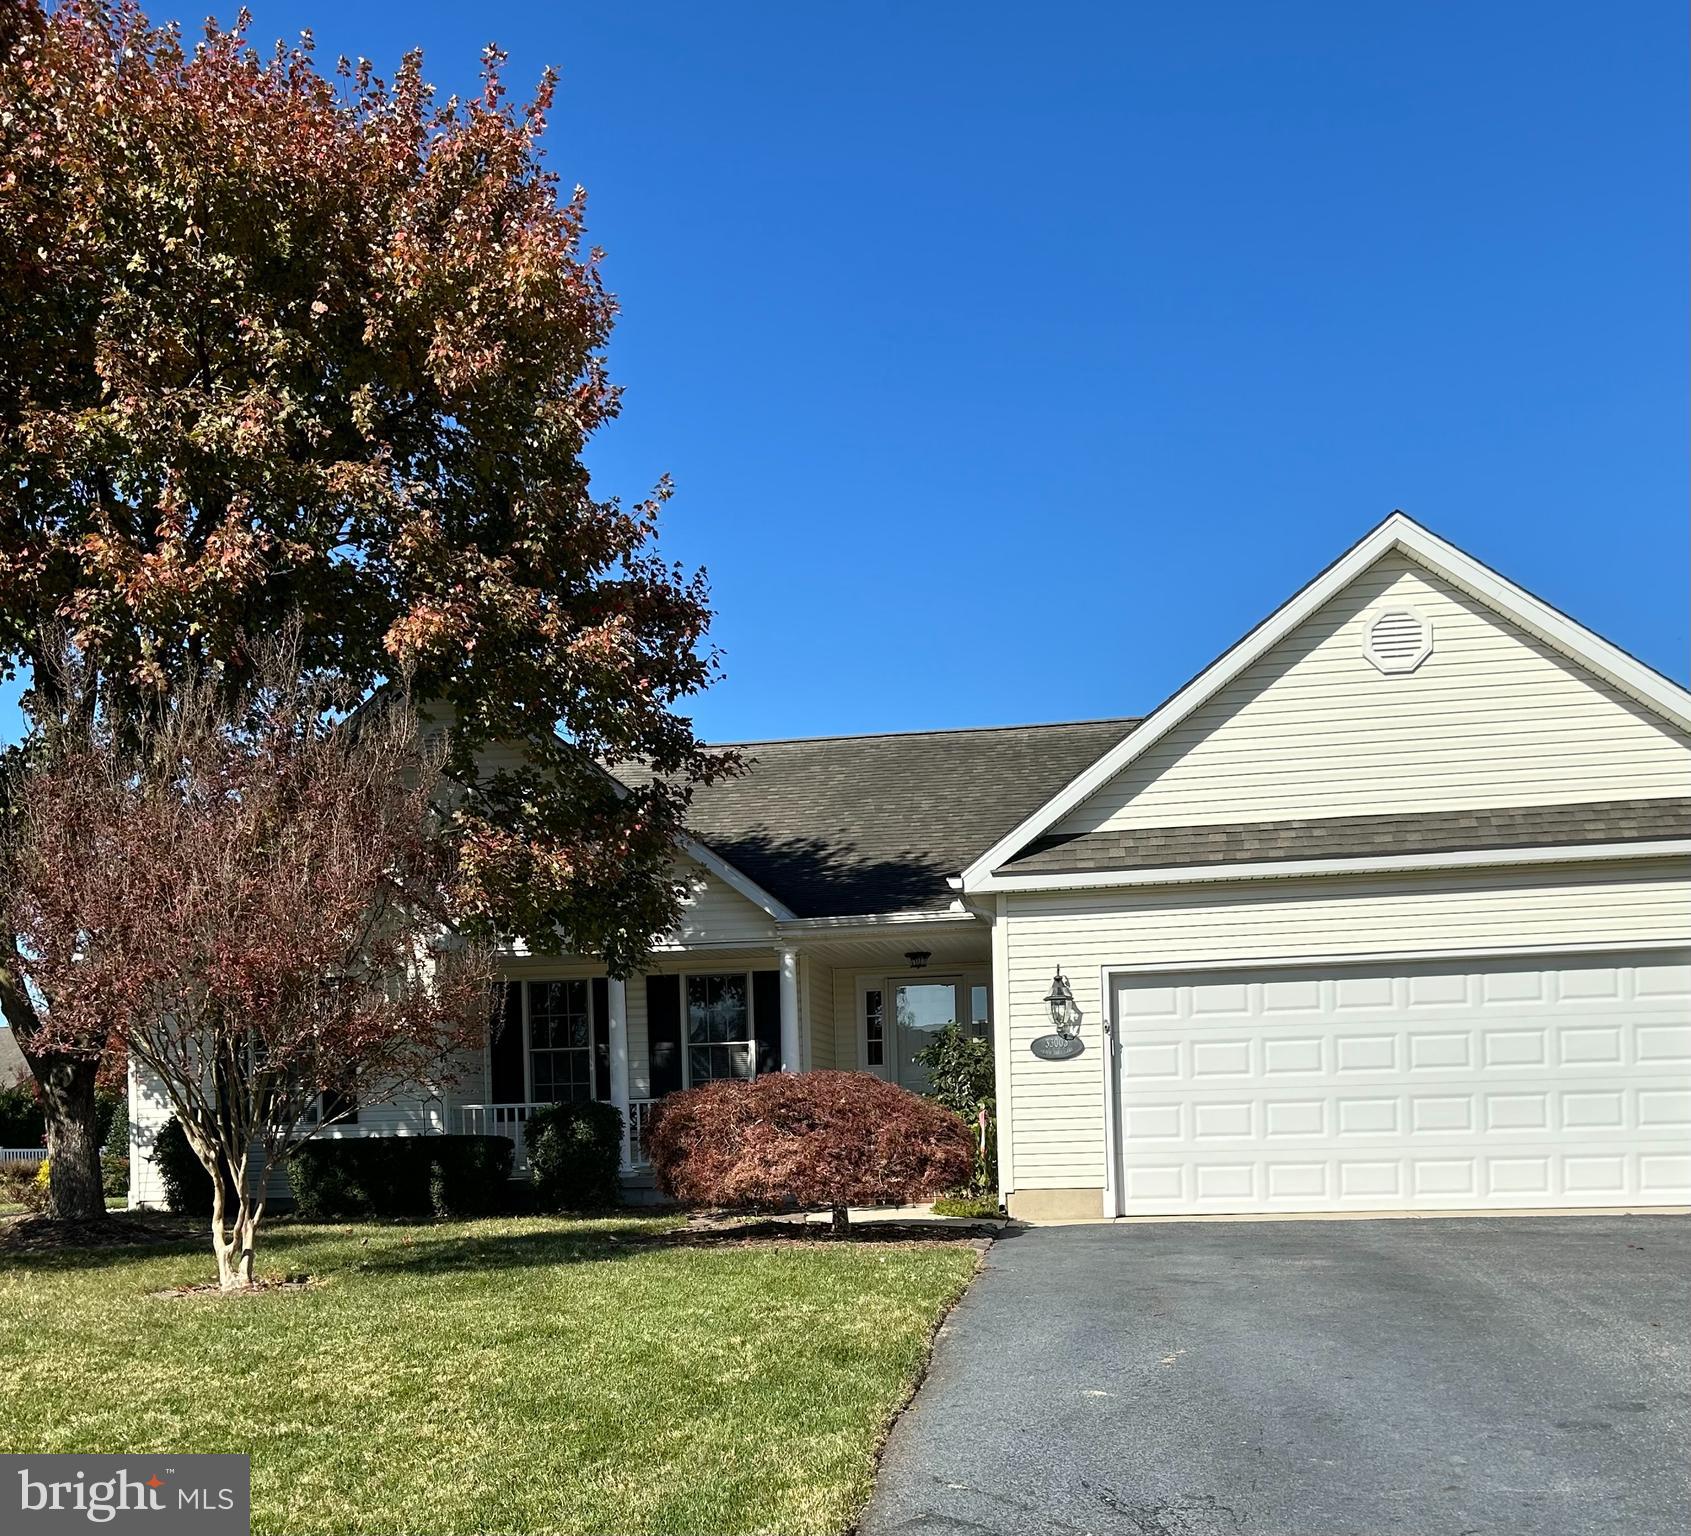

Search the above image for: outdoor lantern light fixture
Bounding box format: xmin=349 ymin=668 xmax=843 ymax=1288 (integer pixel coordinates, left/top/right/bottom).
xmin=1044 ymin=967 xmax=1082 ymax=1040
xmin=905 ymin=950 xmax=931 ymax=970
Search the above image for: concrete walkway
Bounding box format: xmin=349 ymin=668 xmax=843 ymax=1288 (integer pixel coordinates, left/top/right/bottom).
xmin=862 ymin=1215 xmax=1690 ymax=1536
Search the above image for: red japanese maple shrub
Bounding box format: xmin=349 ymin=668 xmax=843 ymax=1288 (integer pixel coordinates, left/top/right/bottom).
xmin=646 ymin=1071 xmax=974 ymax=1233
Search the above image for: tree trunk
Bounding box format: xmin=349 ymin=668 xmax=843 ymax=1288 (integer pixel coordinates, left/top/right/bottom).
xmin=36 ymin=1052 xmax=107 ymax=1222
xmin=212 ymin=1217 xmax=257 ymax=1291
xmin=1 ymin=943 xmax=108 ymax=1223
xmin=209 ymin=1160 xmax=264 ymax=1291
xmin=830 ymin=1203 xmax=850 ymax=1236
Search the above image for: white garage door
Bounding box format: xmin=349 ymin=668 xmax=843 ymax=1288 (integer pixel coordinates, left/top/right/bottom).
xmin=1113 ymin=949 xmax=1691 ymax=1216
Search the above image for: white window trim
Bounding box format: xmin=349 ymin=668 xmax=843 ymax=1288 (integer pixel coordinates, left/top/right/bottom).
xmin=521 ymin=977 xmax=599 ymax=1105
xmin=678 ymin=969 xmax=759 ymax=1089
xmin=857 ymin=977 xmax=889 ymax=1078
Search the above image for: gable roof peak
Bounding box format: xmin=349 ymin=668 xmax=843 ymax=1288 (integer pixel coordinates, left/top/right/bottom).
xmin=959 ymin=513 xmax=1691 ymax=891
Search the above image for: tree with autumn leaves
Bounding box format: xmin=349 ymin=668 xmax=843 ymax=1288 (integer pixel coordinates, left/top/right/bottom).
xmin=8 ymin=646 xmax=495 ymax=1286
xmin=0 ymin=2 xmax=734 ymax=1219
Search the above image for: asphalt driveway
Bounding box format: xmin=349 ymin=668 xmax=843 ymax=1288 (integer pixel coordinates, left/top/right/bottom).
xmin=862 ymin=1215 xmax=1689 ymax=1536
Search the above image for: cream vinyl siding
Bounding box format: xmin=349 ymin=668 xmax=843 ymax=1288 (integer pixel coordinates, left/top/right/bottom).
xmin=666 ymin=861 xmax=779 ymax=947
xmin=1055 ymin=550 xmax=1691 ymax=836
xmin=128 ymin=1059 xmax=451 ymax=1209
xmin=1001 ymin=861 xmax=1691 ymax=1190
xmin=834 ymin=970 xmax=863 ymax=1072
xmin=806 ymin=957 xmax=838 ymax=1070
xmin=128 ymin=1060 xmax=173 ymax=1208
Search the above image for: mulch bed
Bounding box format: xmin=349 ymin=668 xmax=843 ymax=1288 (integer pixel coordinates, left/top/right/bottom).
xmin=150 ymin=1273 xmax=318 ymax=1299
xmin=0 ymin=1210 xmax=203 ymax=1254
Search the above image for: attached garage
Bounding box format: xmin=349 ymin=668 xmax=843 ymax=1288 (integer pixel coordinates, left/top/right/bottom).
xmin=964 ymin=516 xmax=1691 ymax=1222
xmin=1111 ymin=949 xmax=1691 ymax=1215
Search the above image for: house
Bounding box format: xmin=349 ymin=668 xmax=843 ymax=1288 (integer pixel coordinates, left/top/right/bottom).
xmin=0 ymin=1026 xmax=30 ymax=1090
xmin=128 ymin=513 xmax=1691 ymax=1218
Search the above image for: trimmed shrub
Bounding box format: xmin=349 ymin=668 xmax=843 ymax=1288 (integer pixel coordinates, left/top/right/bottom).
xmin=931 ymin=1193 xmax=1002 ymax=1220
xmin=287 ymin=1135 xmax=514 ymax=1221
xmin=428 ymin=1136 xmax=516 ymax=1219
xmin=525 ymin=1101 xmax=623 ymax=1211
xmin=289 ymin=1138 xmax=421 ymax=1219
xmin=155 ymin=1117 xmax=219 ymax=1217
xmin=647 ymin=1070 xmax=974 ymax=1231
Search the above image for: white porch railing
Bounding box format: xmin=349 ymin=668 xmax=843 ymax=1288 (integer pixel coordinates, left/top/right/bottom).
xmin=0 ymin=1148 xmax=48 ymax=1165
xmin=458 ymin=1100 xmax=661 ymax=1173
xmin=458 ymin=1103 xmax=538 ymax=1171
xmin=627 ymin=1099 xmax=657 ymax=1168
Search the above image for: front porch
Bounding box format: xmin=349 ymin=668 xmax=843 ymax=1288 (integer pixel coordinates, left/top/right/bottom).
xmin=461 ymin=915 xmax=994 ymax=1184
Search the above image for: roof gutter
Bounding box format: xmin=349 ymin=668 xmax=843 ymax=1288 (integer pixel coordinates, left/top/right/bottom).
xmin=970 ymin=838 xmax=1691 ymax=894
xmin=776 ymin=907 xmax=986 ymax=937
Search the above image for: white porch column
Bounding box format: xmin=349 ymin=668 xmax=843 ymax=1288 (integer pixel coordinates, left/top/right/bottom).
xmin=607 ymin=977 xmax=632 ymax=1168
xmin=778 ymin=948 xmax=801 ymax=1072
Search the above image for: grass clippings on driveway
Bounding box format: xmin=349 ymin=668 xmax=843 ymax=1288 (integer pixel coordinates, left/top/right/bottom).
xmin=0 ymin=1213 xmax=979 ymax=1535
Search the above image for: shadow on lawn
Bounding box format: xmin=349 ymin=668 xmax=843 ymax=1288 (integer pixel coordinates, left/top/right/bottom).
xmin=0 ymin=1212 xmax=206 ymax=1271
xmin=317 ymin=1220 xmax=658 ymax=1278
xmin=3 ymin=1212 xmax=999 ymax=1282
xmin=0 ymin=1213 xmax=658 ymax=1277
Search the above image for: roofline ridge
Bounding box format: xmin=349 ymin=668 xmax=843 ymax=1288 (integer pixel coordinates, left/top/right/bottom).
xmin=705 ymin=716 xmax=1143 ymax=749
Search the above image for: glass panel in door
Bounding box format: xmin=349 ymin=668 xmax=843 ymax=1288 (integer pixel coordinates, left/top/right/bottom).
xmin=893 ymin=981 xmax=960 ymax=1093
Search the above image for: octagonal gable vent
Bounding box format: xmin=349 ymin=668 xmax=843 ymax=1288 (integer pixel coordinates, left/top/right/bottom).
xmin=1364 ymin=607 xmax=1432 ymax=674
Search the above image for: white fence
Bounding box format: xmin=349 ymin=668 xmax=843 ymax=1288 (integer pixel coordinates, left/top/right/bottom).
xmin=0 ymin=1148 xmax=48 ymax=1164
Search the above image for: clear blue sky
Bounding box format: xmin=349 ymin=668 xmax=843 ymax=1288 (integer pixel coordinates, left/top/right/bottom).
xmin=5 ymin=2 xmax=1685 ymax=744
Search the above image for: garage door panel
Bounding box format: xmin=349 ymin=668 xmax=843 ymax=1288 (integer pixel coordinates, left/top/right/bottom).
xmin=1123 ymin=1149 xmax=1684 ymax=1214
xmin=1636 ymin=1024 xmax=1691 ymax=1063
xmin=1114 ymin=951 xmax=1691 ymax=1215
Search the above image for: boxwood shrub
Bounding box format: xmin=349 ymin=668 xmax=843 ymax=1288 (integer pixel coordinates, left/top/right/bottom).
xmin=427 ymin=1135 xmax=515 ymax=1219
xmin=287 ymin=1134 xmax=514 ymax=1221
xmin=526 ymin=1101 xmax=623 ymax=1211
xmin=155 ymin=1117 xmax=219 ymax=1217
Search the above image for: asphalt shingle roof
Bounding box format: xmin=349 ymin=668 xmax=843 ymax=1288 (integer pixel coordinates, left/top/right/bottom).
xmin=1001 ymin=797 xmax=1691 ymax=876
xmin=616 ymin=719 xmax=1141 ymax=917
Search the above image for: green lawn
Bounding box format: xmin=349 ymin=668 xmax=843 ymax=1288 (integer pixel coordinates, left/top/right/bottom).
xmin=0 ymin=1215 xmax=979 ymax=1535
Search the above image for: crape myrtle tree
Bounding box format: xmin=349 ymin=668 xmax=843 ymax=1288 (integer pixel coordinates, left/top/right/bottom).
xmin=0 ymin=2 xmax=735 ymax=1217
xmin=4 ymin=647 xmax=495 ymax=1288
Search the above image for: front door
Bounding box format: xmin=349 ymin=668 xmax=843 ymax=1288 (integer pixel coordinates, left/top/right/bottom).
xmin=891 ymin=979 xmax=963 ymax=1094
